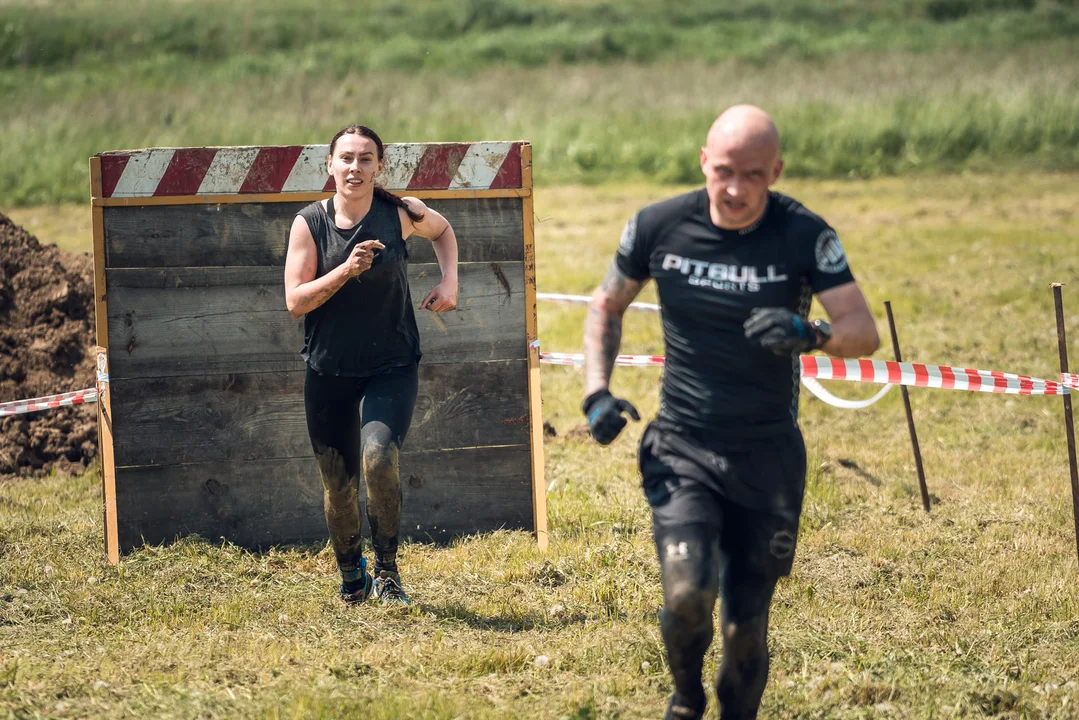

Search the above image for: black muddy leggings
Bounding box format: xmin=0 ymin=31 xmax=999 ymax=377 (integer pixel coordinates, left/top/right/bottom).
xmin=304 ymin=363 xmax=418 ymax=576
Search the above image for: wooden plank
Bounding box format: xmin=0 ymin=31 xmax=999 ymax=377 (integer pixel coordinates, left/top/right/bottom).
xmin=102 ymin=198 xmax=524 ymax=268
xmin=425 ymin=197 xmax=523 ymax=262
xmin=520 ymin=144 xmax=548 ymax=551
xmin=113 ymin=445 xmax=534 ymax=552
xmin=109 ymin=360 xmax=529 ymax=468
xmin=407 ymin=196 xmax=524 ymax=264
xmin=105 ymin=262 xmax=526 ymax=379
xmin=410 ymin=261 xmax=526 ymax=363
xmin=90 ymin=156 xmax=120 ymax=564
xmin=94 ymin=188 xmax=530 ymax=207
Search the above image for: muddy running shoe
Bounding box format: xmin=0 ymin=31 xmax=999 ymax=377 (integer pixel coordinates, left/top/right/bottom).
xmin=339 ymin=559 xmax=374 ymax=605
xmin=663 ymin=694 xmax=705 ymax=720
xmin=373 ymin=570 xmax=410 ymax=606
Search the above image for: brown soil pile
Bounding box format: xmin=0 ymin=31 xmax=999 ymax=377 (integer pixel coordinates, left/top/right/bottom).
xmin=0 ymin=212 xmax=97 ymax=477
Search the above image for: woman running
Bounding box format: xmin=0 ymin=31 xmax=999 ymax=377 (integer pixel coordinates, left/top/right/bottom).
xmin=284 ymin=124 xmax=459 ymax=605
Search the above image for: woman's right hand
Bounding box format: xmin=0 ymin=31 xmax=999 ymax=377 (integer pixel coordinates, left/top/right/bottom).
xmin=343 ymin=240 xmax=386 ymax=278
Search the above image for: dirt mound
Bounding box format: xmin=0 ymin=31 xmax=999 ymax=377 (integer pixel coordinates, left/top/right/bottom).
xmin=0 ymin=212 xmax=97 ymax=477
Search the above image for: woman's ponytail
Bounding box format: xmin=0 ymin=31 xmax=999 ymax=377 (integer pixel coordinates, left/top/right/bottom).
xmin=374 ymin=186 xmax=425 ymax=223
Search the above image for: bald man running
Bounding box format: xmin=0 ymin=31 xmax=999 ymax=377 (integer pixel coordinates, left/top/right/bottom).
xmin=582 ymin=105 xmax=879 ymax=719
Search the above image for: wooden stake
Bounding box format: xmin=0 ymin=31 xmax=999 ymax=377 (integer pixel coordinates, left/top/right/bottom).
xmin=1050 ymin=283 xmax=1079 ymax=570
xmin=885 ymin=301 xmax=931 ymax=512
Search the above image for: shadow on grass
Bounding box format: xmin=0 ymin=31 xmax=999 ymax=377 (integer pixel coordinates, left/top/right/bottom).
xmin=416 ymin=599 xmax=597 ymax=633
xmin=837 ymin=457 xmax=882 ymax=487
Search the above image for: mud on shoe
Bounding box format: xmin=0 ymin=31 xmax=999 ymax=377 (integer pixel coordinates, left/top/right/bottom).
xmin=339 ymin=559 xmax=374 ymax=604
xmin=373 ymin=569 xmax=410 ymax=606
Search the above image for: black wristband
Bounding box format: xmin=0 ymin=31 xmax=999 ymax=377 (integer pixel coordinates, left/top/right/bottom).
xmin=810 ymin=318 xmax=832 ymax=348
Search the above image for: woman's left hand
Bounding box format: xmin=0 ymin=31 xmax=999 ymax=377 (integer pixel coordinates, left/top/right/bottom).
xmin=419 ymin=279 xmax=458 ymax=312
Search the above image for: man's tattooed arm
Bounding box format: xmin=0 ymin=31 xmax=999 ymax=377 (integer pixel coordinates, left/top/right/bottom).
xmin=583 ymin=261 xmax=647 ymax=395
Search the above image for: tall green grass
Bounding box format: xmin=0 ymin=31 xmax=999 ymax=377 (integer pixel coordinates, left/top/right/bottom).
xmin=1 ymin=0 xmax=1078 ymax=206
xmin=3 ymin=49 xmax=1077 ymax=207
xmin=3 ymin=0 xmax=1077 ymax=71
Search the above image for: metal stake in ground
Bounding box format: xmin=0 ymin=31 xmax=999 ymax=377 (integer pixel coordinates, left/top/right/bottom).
xmin=1050 ymin=283 xmax=1079 ymax=570
xmin=884 ymin=301 xmax=931 ymax=513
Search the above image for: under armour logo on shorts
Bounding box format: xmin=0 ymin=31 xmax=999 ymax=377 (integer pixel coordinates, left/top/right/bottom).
xmin=666 ymin=541 xmax=689 ymax=559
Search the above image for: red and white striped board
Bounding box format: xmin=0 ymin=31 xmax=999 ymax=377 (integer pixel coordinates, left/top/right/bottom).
xmin=96 ymin=142 xmax=524 ymax=198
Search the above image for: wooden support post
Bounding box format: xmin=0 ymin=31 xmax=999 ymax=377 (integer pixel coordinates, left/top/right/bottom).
xmin=90 ymin=157 xmax=119 ymax=563
xmin=521 ymin=145 xmax=548 ymax=551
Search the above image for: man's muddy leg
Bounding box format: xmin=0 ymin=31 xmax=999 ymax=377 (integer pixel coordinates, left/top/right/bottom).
xmin=655 ymin=522 xmax=721 ymax=714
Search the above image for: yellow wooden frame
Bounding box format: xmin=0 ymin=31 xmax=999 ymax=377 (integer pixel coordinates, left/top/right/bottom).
xmin=520 ymin=145 xmax=548 ymax=550
xmin=92 ymin=187 xmax=530 ymax=207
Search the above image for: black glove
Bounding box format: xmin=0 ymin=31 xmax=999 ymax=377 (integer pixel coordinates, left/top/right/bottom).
xmin=743 ymin=307 xmax=823 ymax=355
xmin=581 ymin=389 xmax=640 ymax=445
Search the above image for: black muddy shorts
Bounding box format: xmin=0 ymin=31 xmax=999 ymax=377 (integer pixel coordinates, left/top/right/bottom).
xmin=639 ymin=419 xmax=807 ymax=579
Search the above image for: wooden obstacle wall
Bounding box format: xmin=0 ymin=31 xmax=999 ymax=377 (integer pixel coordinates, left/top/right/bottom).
xmin=89 ymin=142 xmax=546 ymax=563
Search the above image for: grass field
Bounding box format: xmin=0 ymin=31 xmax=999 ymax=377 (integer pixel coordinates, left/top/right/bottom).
xmin=2 ymin=173 xmax=1079 ymax=718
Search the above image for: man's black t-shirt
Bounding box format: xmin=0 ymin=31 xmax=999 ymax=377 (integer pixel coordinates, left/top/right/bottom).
xmin=616 ymin=189 xmax=855 ymax=440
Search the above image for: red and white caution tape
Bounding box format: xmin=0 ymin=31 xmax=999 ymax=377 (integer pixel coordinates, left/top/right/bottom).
xmin=3 ymin=358 xmax=1071 ymax=418
xmin=802 ymin=356 xmax=1070 ymax=395
xmin=539 ymin=352 xmax=1073 ymax=396
xmin=540 ymin=352 xmax=665 ymax=367
xmin=536 ymin=293 xmax=660 ymax=314
xmin=0 ymin=388 xmax=98 ymax=417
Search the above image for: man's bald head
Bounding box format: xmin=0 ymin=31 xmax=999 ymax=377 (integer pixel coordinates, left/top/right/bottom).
xmin=699 ymin=105 xmax=784 ymax=230
xmin=705 ymin=105 xmax=781 ymax=159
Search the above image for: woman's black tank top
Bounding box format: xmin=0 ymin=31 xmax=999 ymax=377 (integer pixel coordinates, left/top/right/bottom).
xmin=297 ymin=195 xmax=421 ymax=376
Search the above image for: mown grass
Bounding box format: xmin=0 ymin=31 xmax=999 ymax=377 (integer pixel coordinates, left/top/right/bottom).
xmin=2 ymin=0 xmax=1079 ymax=204
xmin=3 ymin=173 xmax=1079 ymax=718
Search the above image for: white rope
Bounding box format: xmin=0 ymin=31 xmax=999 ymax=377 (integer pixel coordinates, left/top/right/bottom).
xmin=801 ymin=377 xmax=893 ymax=409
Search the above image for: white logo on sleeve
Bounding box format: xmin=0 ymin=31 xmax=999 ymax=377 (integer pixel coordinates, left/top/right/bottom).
xmin=815 ymin=229 xmax=848 ymax=274
xmin=618 ymin=215 xmax=637 ymax=256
